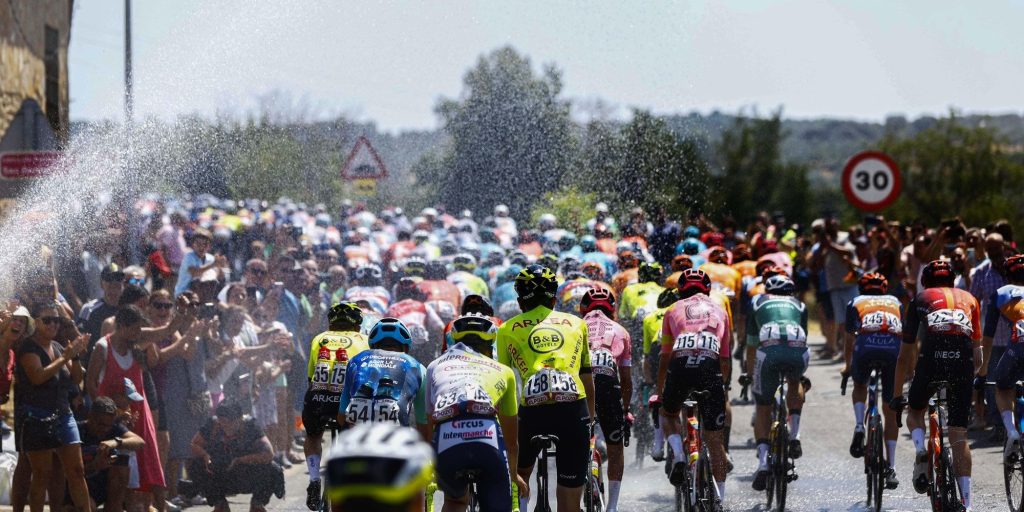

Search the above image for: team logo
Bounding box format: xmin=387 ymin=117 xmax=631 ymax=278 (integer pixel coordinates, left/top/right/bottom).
xmin=336 ymin=335 xmax=353 ymax=349
xmin=528 ymin=327 xmax=564 ymax=353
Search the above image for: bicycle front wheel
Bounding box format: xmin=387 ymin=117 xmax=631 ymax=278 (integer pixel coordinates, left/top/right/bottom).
xmin=1006 ymin=444 xmax=1024 ymax=512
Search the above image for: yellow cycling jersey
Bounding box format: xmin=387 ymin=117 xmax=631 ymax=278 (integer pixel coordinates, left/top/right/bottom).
xmin=425 ymin=343 xmax=518 ymax=422
xmin=618 ymin=281 xmax=664 ymax=321
xmin=642 ymin=305 xmax=672 ymax=356
xmin=306 ymin=330 xmax=370 ymax=392
xmin=497 ymin=305 xmax=591 ymax=406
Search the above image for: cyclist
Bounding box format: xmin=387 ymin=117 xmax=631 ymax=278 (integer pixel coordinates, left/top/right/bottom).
xmin=303 ymin=302 xmax=371 ymax=511
xmin=730 ymin=244 xmax=758 ymax=280
xmin=580 ymin=289 xmax=632 ymax=512
xmin=497 ymin=264 xmax=596 ymax=512
xmin=743 ymin=273 xmax=809 ymax=491
xmin=344 ymin=264 xmax=391 ymax=315
xmin=386 ymin=277 xmax=445 ymax=364
xmin=324 ymin=422 xmax=435 ymax=512
xmin=611 ymin=251 xmax=640 ymax=297
xmin=891 ymin=260 xmax=982 ymax=509
xmin=426 ymin=313 xmax=526 ymax=512
xmin=556 ymin=265 xmax=614 ymax=318
xmin=653 ymin=269 xmax=731 ymax=501
xmin=339 ymin=318 xmax=428 ymax=437
xmin=420 ymin=261 xmax=463 ymax=328
xmin=643 ymin=288 xmax=681 ymax=461
xmin=441 ymin=294 xmax=502 ymax=352
xmin=619 ymin=261 xmax=665 ymax=343
xmin=663 ymin=255 xmax=694 ymax=290
xmin=843 ymin=272 xmax=903 ymax=490
xmin=700 ymin=247 xmax=742 ymax=302
xmin=991 ymin=254 xmax=1024 ymax=464
xmin=492 ymin=265 xmax=524 ymax=321
xmin=580 ymin=261 xmax=607 ymax=283
xmin=448 ymin=253 xmax=490 ymax=299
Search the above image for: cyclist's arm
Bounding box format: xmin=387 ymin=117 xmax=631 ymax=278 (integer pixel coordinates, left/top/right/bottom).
xmin=844 ymin=302 xmax=858 ymax=370
xmin=582 ymin=372 xmax=596 ymax=420
xmin=893 ymin=304 xmax=920 ymax=397
xmin=305 ymin=336 xmax=319 ymax=381
xmin=619 ymin=329 xmax=633 ymax=412
xmin=337 ymin=357 xmax=359 ymax=423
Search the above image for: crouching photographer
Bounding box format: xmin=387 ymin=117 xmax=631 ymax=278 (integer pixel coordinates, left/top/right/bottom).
xmin=79 ymin=396 xmax=145 ymax=511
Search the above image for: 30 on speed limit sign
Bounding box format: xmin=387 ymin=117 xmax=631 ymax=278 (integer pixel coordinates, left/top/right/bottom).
xmin=841 ymin=150 xmax=902 ymax=212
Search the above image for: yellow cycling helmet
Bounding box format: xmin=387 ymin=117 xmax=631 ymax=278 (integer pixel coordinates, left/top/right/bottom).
xmin=325 ymin=423 xmax=434 ymax=505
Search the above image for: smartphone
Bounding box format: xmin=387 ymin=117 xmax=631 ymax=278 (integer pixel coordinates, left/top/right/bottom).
xmin=864 ymin=215 xmax=881 ymax=229
xmin=198 ymin=303 xmax=218 ymax=320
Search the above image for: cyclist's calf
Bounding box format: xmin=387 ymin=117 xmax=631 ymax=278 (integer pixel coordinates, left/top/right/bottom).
xmin=947 ymin=427 xmax=972 ymax=477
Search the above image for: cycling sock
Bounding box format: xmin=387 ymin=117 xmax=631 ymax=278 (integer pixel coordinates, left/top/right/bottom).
xmin=757 ymin=440 xmax=769 ymax=468
xmin=789 ymin=409 xmax=801 ymax=439
xmin=716 ymin=480 xmax=725 ymax=500
xmin=1004 ymin=411 xmax=1019 ymax=438
xmin=911 ymin=428 xmax=925 ymax=453
xmin=607 ymin=480 xmax=621 ymax=510
xmin=886 ymin=440 xmax=897 ymax=469
xmin=653 ymin=425 xmax=665 ymax=450
xmin=853 ymin=402 xmax=865 ymax=427
xmin=668 ymin=434 xmax=684 ymax=462
xmin=307 ymin=455 xmax=321 ymax=481
xmin=958 ymin=476 xmax=971 ymax=507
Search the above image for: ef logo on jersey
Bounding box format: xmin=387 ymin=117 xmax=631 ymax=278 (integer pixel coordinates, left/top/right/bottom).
xmin=528 ymin=327 xmax=565 ymax=353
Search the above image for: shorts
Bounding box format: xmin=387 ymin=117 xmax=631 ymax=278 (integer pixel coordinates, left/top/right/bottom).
xmin=594 ymin=374 xmax=625 ymax=445
xmin=433 ymin=416 xmax=512 ymax=512
xmin=829 ymin=286 xmax=858 ymax=325
xmin=851 ymin=348 xmax=898 ymax=403
xmin=661 ymin=358 xmax=726 ymax=431
xmin=908 ymin=342 xmax=973 ymax=428
xmin=302 ymin=389 xmax=341 ymax=438
xmin=518 ymin=399 xmax=590 ymax=488
xmin=816 ymin=291 xmax=834 ymax=321
xmin=994 ymin=344 xmax=1024 ymax=391
xmin=752 ymin=346 xmax=809 ymax=406
xmin=16 ymin=409 xmax=80 ymax=452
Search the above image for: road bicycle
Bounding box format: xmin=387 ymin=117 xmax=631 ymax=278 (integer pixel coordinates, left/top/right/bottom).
xmin=985 ymin=380 xmax=1024 ymax=512
xmin=318 ymin=418 xmax=342 ymax=512
xmin=765 ymin=372 xmax=799 ymax=512
xmin=663 ymin=390 xmax=722 ymax=512
xmin=842 ymin=361 xmax=892 ymax=512
xmin=530 ymin=434 xmax=558 ymax=512
xmin=893 ymin=380 xmax=965 ymax=512
xmin=584 ymin=422 xmax=605 ymax=511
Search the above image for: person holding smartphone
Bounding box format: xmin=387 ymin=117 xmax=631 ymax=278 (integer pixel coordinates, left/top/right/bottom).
xmin=79 ymin=396 xmax=145 ymax=511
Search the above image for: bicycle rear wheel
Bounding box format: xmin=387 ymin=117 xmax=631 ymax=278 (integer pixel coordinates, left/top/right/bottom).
xmin=766 ymin=435 xmax=776 ymax=510
xmin=773 ymin=424 xmax=790 ymax=512
xmin=1006 ymin=444 xmax=1024 ymax=512
xmin=870 ymin=421 xmax=884 ymax=512
xmin=696 ymin=445 xmax=721 ymax=512
xmin=938 ymin=449 xmax=960 ymax=511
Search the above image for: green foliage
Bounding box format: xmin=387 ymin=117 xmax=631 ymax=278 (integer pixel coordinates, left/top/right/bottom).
xmin=879 ymin=116 xmax=1024 ymax=227
xmin=528 ymin=185 xmax=597 ymax=235
xmin=714 ymin=112 xmax=812 ymax=225
xmin=434 ymin=46 xmax=576 ymax=220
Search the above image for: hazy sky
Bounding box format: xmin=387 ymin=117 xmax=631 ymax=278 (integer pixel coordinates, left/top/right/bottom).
xmin=69 ymin=1 xmax=1024 ymax=132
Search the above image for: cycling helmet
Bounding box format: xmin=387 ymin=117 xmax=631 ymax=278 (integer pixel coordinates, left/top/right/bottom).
xmin=440 ymin=239 xmax=459 ymax=256
xmin=1007 ymin=254 xmax=1024 ymax=283
xmin=732 ymin=244 xmax=752 ymax=263
xmin=581 ymin=261 xmax=605 ymax=281
xmin=460 ymin=294 xmax=494 ymax=316
xmin=580 ymin=235 xmax=598 ymax=253
xmin=425 ymin=261 xmax=448 ymax=280
xmin=325 ymin=422 xmax=434 ymax=504
xmin=402 ymin=257 xmax=426 ymax=278
xmin=678 ymin=269 xmax=711 ymax=296
xmin=537 ymin=253 xmax=559 ymax=273
xmin=580 ymin=288 xmax=615 ymax=317
xmin=638 ymin=261 xmax=664 ymax=284
xmin=354 ymin=264 xmax=383 ymax=286
xmin=498 ymin=265 xmax=523 ymax=285
xmin=657 ymin=288 xmax=681 ymax=308
xmin=449 ymin=313 xmax=498 ymax=350
xmin=857 ymin=272 xmax=888 ymax=296
xmin=920 ymin=260 xmax=955 ymax=289
xmin=514 ymin=264 xmax=559 ymax=305
xmin=368 ymin=318 xmax=413 ymax=348
xmin=328 ymin=301 xmax=363 ymax=329
xmin=557 ymin=233 xmax=578 ymax=252
xmin=681 ymin=239 xmax=700 ymax=255
xmin=707 ymin=246 xmax=729 ymax=265
xmin=618 ymin=251 xmax=639 ymax=270
xmin=764 ymin=274 xmax=796 ymax=295
xmin=538 ymin=213 xmax=557 ymax=229
xmin=509 ymin=251 xmax=529 ymax=267
xmin=394 ymin=277 xmax=427 ymax=302
xmin=561 ymin=257 xmax=582 ymax=279
xmin=758 ymin=261 xmax=782 ymax=278
xmin=671 ymin=255 xmax=694 ymax=272
xmin=452 ymin=253 xmax=477 ymax=272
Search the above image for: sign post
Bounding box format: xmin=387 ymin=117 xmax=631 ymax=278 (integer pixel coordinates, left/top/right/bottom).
xmin=341 ymin=136 xmax=388 ymax=199
xmin=0 ymin=151 xmax=62 ymax=179
xmin=841 ymin=150 xmax=901 ymax=212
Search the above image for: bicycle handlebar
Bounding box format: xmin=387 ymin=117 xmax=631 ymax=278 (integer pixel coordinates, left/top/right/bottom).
xmin=840 ymin=371 xmax=850 ymax=396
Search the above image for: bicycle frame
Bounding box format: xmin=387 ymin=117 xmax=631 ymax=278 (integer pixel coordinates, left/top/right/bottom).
xmin=682 ymin=398 xmax=704 ymax=507
xmin=531 ymin=435 xmax=558 ymax=512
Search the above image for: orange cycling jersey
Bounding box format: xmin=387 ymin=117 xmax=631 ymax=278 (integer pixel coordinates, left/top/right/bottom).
xmin=699 ymin=262 xmax=742 ymax=299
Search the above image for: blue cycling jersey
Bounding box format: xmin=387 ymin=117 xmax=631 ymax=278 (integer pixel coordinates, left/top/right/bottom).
xmin=338 ymin=349 xmax=427 ymax=425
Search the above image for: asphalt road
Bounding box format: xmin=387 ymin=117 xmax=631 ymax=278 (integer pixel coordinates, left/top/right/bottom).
xmin=253 ymin=333 xmax=1006 ymax=512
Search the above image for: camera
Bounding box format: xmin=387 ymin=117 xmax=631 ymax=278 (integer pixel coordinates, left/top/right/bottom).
xmin=198 ymin=303 xmax=218 ymax=320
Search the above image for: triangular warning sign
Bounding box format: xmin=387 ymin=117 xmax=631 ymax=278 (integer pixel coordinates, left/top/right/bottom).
xmin=341 ymin=136 xmax=389 ymax=181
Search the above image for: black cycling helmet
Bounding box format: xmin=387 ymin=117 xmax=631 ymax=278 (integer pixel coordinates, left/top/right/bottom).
xmin=657 ymin=288 xmax=681 ymax=308
xmin=638 ymin=261 xmax=664 ymax=284
xmin=425 ymin=261 xmax=448 ymax=280
xmin=1007 ymin=254 xmax=1024 ymax=284
xmin=537 ymin=253 xmax=559 ymax=273
xmin=460 ymin=294 xmax=494 ymax=316
xmin=858 ymin=272 xmax=888 ymax=296
xmin=449 ymin=313 xmax=498 ymax=353
xmin=921 ymin=260 xmax=955 ymax=289
xmin=394 ymin=277 xmax=427 ymax=302
xmin=328 ymin=302 xmax=363 ymax=330
xmin=514 ymin=264 xmax=558 ymax=307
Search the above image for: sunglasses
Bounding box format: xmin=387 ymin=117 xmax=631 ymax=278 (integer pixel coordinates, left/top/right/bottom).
xmin=247 ymin=268 xmax=267 ymax=276
xmin=38 ymin=316 xmax=61 ymax=326
xmin=151 ymin=302 xmax=174 ymax=310
xmin=127 ymin=277 xmax=146 ymax=286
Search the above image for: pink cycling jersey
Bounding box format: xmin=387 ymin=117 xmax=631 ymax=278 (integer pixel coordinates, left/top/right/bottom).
xmin=583 ymin=310 xmax=632 ymax=368
xmin=661 ymin=294 xmax=732 ymax=360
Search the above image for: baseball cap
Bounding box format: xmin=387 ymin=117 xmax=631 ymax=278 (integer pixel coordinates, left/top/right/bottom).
xmin=101 ymin=263 xmax=125 ymax=281
xmin=123 ymin=378 xmax=144 ymax=402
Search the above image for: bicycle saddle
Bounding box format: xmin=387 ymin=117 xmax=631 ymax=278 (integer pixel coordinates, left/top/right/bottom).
xmin=531 ymin=435 xmax=559 ymax=450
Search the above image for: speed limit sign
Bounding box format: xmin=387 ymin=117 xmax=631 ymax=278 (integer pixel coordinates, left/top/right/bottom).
xmin=841 ymin=150 xmax=901 ymax=212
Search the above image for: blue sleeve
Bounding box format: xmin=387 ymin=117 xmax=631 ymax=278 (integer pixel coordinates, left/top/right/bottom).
xmin=984 ymin=292 xmax=1001 ymax=338
xmin=844 ymin=302 xmax=859 ymax=334
xmin=412 ymin=362 xmax=427 ymax=425
xmin=338 ymin=354 xmax=361 ymax=414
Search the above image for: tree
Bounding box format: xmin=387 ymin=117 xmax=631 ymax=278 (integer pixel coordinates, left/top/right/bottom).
xmin=434 ymin=47 xmax=576 ymax=220
xmin=879 ymin=115 xmax=1024 ymax=227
